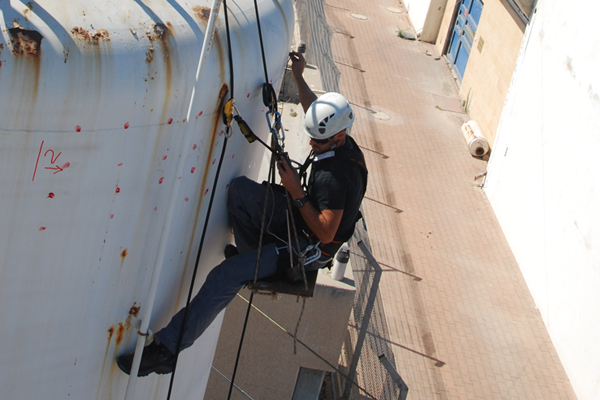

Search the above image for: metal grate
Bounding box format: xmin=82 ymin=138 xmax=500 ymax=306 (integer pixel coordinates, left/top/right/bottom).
xmin=335 ymin=222 xmax=402 ymax=400
xmin=302 ymin=0 xmax=341 ymax=93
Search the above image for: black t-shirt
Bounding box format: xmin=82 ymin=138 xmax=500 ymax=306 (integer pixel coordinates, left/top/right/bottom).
xmin=299 ymin=137 xmax=366 ymax=244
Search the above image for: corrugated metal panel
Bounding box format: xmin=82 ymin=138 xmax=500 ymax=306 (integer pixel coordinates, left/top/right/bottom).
xmin=0 ymin=0 xmax=293 ymax=398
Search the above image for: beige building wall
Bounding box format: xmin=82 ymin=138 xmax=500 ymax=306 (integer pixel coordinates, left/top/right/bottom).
xmin=205 ymin=270 xmax=356 ymax=399
xmin=435 ymin=0 xmax=526 ymax=145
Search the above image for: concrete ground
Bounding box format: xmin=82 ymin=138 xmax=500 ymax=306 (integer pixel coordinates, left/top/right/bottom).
xmin=303 ymin=0 xmax=579 ymax=399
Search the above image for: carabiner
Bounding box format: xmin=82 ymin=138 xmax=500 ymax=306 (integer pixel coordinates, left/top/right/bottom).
xmin=266 ymin=110 xmax=285 ymax=143
xmin=301 ymin=244 xmax=322 ymax=266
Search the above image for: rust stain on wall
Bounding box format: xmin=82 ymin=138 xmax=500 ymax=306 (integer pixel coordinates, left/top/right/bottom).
xmin=120 ymin=248 xmax=128 ymax=260
xmin=198 ymin=83 xmax=229 ymax=207
xmin=9 ymin=27 xmax=43 ymax=56
xmin=193 ymin=6 xmax=211 ymax=22
xmin=115 ymin=323 xmax=125 ymax=345
xmin=129 ymin=302 xmax=141 ymax=317
xmin=178 ymin=83 xmax=229 ymax=306
xmin=107 ymin=326 xmax=115 ymax=341
xmin=71 ymin=27 xmax=110 ymax=44
xmin=145 ymin=46 xmax=154 ymax=63
xmin=146 ymin=23 xmax=173 ymax=125
xmin=9 ymin=25 xmax=43 ymax=102
xmin=146 ymin=23 xmax=168 ymax=42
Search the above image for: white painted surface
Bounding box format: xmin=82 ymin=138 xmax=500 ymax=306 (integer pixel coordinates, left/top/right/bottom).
xmin=402 ymin=0 xmax=432 ymax=34
xmin=0 ymin=0 xmax=293 ymax=398
xmin=485 ymin=2 xmax=600 ymax=399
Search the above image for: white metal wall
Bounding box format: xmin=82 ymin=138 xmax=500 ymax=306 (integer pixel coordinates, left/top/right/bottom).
xmin=0 ymin=0 xmax=293 ymax=398
xmin=485 ymin=1 xmax=600 ymax=398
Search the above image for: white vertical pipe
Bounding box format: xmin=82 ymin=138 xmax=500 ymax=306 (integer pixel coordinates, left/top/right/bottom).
xmin=124 ymin=0 xmax=223 ymax=397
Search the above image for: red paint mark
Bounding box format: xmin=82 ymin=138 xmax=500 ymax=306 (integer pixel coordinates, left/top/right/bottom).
xmin=118 ymin=163 xmax=123 ymax=166
xmin=154 ymin=207 xmax=158 ymax=211
xmin=192 ymin=144 xmax=197 ymax=150
xmin=168 ymin=118 xmax=173 ymax=124
xmin=219 ymin=130 xmax=224 ymax=136
xmin=62 ymin=162 xmax=70 ymax=169
xmin=45 ymin=165 xmax=63 ymax=174
xmin=159 ymin=177 xmax=164 ymax=184
xmin=34 ymin=141 xmax=69 ymax=180
xmin=124 ymin=122 xmax=130 ymax=129
xmin=247 ymin=93 xmax=250 ymax=98
xmin=212 ymin=159 xmax=216 ymax=165
xmin=262 ymin=107 xmax=265 ymax=112
xmin=191 ymin=167 xmax=195 ymax=173
xmin=204 ymin=188 xmax=209 ymax=195
xmin=39 ymin=227 xmax=46 ymax=231
xmin=110 ymin=214 xmax=114 ymax=219
xmin=115 ymin=187 xmax=121 ymax=193
xmin=75 ymin=125 xmax=81 ymax=132
xmin=45 ymin=149 xmax=61 ymax=164
xmin=162 ymin=155 xmax=167 ymax=160
xmin=231 ymin=154 xmax=235 ymax=159
xmin=32 ymin=141 xmax=44 ymax=181
xmin=270 ymin=79 xmax=273 ymax=83
xmin=178 ymin=176 xmax=181 ymax=179
xmin=184 ymin=197 xmax=189 ymax=202
xmin=198 ymin=111 xmax=203 ymax=116
xmin=47 ymin=192 xmax=55 ymax=199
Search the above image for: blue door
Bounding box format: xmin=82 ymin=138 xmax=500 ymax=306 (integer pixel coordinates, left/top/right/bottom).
xmin=447 ymin=0 xmax=483 ymax=82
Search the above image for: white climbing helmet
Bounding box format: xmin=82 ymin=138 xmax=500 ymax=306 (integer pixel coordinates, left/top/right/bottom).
xmin=304 ymin=92 xmax=354 ymax=140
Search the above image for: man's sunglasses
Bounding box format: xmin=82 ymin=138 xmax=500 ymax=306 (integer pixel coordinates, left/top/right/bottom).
xmin=311 ymin=137 xmax=330 ymax=145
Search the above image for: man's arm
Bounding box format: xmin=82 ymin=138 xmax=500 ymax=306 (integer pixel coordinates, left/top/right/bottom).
xmin=277 ymin=157 xmax=342 ymax=244
xmin=290 ymin=51 xmax=317 ymax=113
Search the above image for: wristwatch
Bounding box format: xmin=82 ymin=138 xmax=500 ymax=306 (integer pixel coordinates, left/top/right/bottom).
xmin=293 ymin=195 xmax=309 ymax=208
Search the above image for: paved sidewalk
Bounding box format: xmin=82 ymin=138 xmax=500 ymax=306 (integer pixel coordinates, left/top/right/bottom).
xmin=311 ymin=0 xmax=578 ymax=399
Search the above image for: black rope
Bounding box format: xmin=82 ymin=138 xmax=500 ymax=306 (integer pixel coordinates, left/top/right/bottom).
xmin=166 ymin=0 xmax=236 ymax=398
xmin=226 ymin=0 xmax=277 ymax=396
xmin=226 ymin=154 xmax=274 ymax=399
xmin=224 ymin=0 xmax=235 ymax=99
xmin=253 ymin=0 xmax=269 ymax=84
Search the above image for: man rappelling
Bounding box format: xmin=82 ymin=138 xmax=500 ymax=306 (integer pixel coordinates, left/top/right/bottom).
xmin=117 ymin=51 xmax=367 ymax=377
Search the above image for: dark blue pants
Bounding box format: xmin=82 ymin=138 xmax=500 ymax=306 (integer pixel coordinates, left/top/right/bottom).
xmin=155 ymin=176 xmax=303 ymax=353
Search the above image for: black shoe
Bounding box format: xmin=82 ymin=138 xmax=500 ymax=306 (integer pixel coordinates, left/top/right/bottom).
xmin=224 ymin=244 xmax=239 ymax=259
xmin=117 ymin=341 xmax=176 ymax=376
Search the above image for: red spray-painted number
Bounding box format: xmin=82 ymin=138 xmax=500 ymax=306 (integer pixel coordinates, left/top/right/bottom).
xmin=32 ymin=141 xmax=69 ymax=181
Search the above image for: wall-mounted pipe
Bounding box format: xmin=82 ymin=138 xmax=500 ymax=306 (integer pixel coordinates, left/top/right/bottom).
xmin=124 ymin=0 xmax=224 ymax=397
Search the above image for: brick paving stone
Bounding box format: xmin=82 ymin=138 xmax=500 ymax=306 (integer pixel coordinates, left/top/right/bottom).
xmin=306 ymin=0 xmax=581 ymax=398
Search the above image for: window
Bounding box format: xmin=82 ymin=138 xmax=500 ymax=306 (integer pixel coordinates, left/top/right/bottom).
xmin=506 ymin=0 xmax=536 ymax=23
